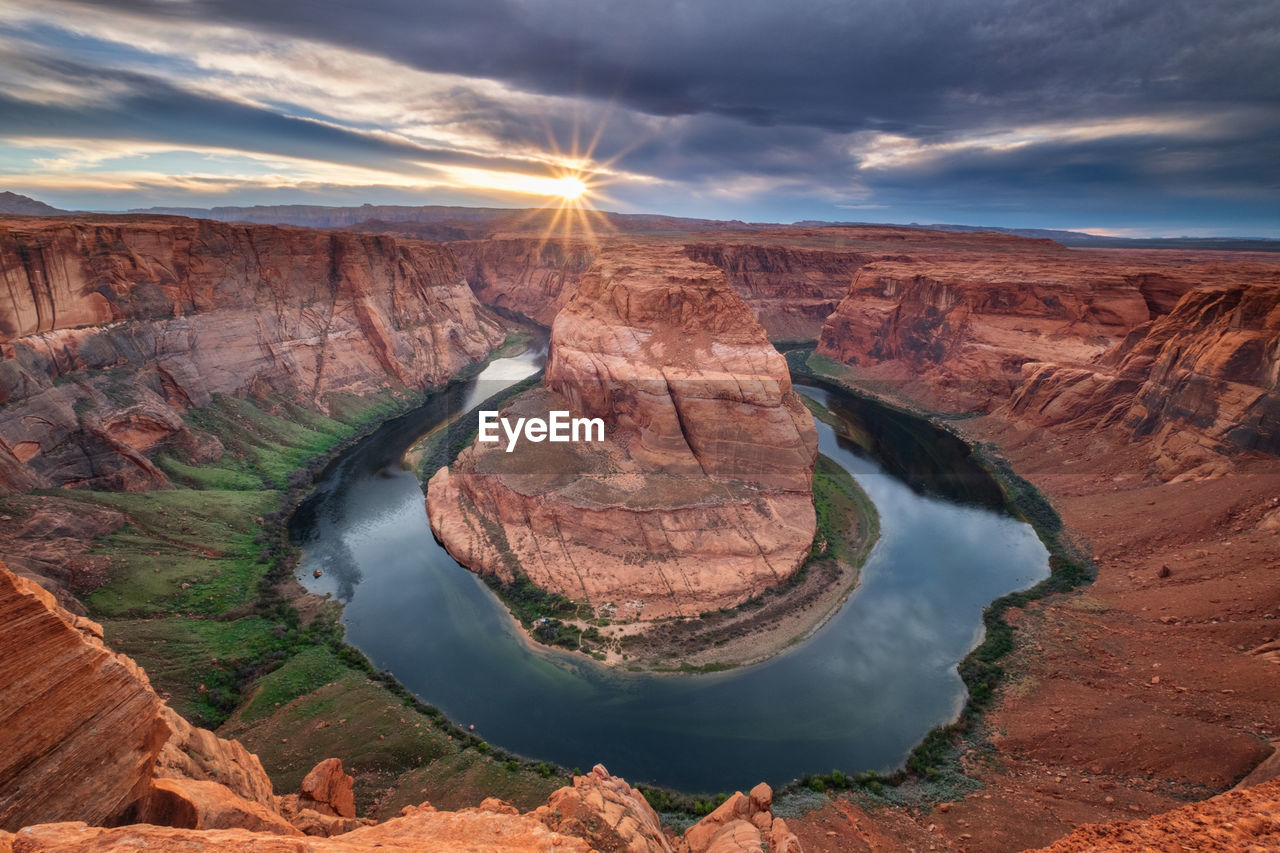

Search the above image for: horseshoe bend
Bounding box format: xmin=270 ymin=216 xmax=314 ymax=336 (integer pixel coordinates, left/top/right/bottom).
xmin=0 ymin=204 xmax=1277 ymax=851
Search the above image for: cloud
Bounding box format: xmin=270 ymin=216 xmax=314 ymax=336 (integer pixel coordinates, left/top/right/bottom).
xmin=0 ymin=0 xmax=1276 ymax=231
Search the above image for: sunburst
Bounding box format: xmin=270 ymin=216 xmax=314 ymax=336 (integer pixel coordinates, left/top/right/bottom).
xmin=498 ymin=107 xmax=651 ymax=248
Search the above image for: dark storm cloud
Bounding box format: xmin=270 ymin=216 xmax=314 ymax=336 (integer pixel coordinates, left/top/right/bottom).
xmin=55 ymin=0 xmax=1280 ymax=135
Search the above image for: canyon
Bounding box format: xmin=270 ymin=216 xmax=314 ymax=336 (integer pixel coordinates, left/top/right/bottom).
xmin=1 ymin=208 xmax=1279 ymax=851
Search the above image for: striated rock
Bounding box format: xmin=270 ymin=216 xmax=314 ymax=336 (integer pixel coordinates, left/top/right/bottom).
xmin=544 ymin=245 xmax=816 ymax=492
xmin=0 ymin=560 xmax=171 ymax=830
xmin=428 ymin=245 xmax=817 ymax=620
xmin=0 ymin=215 xmax=507 ymax=490
xmin=451 ymin=238 xmax=597 ymax=325
xmin=684 ymin=243 xmax=866 ymax=341
xmin=0 ymin=558 xmax=290 ymax=834
xmin=1006 ymin=280 xmax=1280 ymax=478
xmin=534 ymin=764 xmax=672 ymax=853
xmin=816 ymin=254 xmax=1164 ymax=411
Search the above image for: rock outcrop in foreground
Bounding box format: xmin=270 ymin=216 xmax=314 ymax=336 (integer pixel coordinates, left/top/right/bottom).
xmin=0 ymin=216 xmax=507 ymax=491
xmin=0 ymin=557 xmax=288 ymax=833
xmin=428 ymin=245 xmax=817 ymax=620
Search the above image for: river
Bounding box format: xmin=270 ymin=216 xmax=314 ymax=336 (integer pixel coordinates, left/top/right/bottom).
xmin=291 ymin=347 xmax=1049 ymax=793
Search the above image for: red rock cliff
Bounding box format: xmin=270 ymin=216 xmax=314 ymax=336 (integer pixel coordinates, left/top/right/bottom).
xmin=427 ymin=244 xmax=817 ymax=621
xmin=684 ymin=242 xmax=867 ymax=341
xmin=0 ymin=216 xmax=507 ymax=491
xmin=1006 ymin=278 xmax=1280 ymax=479
xmin=0 ymin=558 xmax=281 ymax=832
xmin=449 ymin=237 xmax=596 ymax=325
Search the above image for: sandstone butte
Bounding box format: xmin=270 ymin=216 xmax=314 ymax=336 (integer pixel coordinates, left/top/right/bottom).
xmin=0 ymin=215 xmax=507 ymax=493
xmin=3 ymin=213 xmax=1280 ymax=850
xmin=427 ymin=244 xmax=818 ymax=621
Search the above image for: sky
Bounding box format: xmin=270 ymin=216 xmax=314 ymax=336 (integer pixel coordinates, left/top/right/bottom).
xmin=0 ymin=0 xmax=1277 ymax=236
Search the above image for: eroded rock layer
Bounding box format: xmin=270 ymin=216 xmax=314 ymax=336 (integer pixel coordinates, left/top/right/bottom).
xmin=1006 ymin=280 xmax=1280 ymax=479
xmin=0 ymin=215 xmax=507 ymax=491
xmin=0 ymin=558 xmax=278 ymax=832
xmin=814 ymin=240 xmax=1280 ymax=478
xmin=428 ymin=245 xmax=817 ymax=620
xmin=450 ymin=238 xmax=596 ymax=326
xmin=684 ymin=242 xmax=867 ymax=341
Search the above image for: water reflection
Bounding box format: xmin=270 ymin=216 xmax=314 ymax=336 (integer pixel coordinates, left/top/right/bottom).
xmin=291 ymin=361 xmax=1049 ymax=792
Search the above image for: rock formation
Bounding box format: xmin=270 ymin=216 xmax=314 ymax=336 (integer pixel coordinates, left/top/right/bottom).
xmin=534 ymin=764 xmax=672 ymax=853
xmin=0 ymin=804 xmax=597 ymax=852
xmin=815 ymin=254 xmax=1179 ymax=411
xmin=0 ymin=216 xmax=507 ymax=491
xmin=0 ymin=561 xmax=170 ymax=830
xmin=684 ymin=243 xmax=866 ymax=341
xmin=450 ymin=238 xmax=597 ymax=325
xmin=0 ymin=557 xmax=287 ymax=832
xmin=1006 ymin=279 xmax=1280 ymax=479
xmin=680 ymin=782 xmax=800 ymax=853
xmin=428 ymin=244 xmax=817 ymax=620
xmin=813 ymin=237 xmax=1280 ymax=478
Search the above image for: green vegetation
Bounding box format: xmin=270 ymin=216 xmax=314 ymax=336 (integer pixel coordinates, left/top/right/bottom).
xmin=809 ymin=453 xmax=880 ymax=568
xmin=44 ymin=339 xmax=573 ymax=812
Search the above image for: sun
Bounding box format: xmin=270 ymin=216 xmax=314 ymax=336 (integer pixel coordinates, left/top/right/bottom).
xmin=552 ymin=175 xmax=589 ymax=200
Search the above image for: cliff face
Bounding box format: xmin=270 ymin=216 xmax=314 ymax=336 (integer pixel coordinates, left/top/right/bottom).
xmin=683 ymin=243 xmax=867 ymax=341
xmin=448 ymin=237 xmax=865 ymax=342
xmin=0 ymin=216 xmax=507 ymax=491
xmin=815 ymin=255 xmax=1169 ymax=411
xmin=427 ymin=245 xmax=817 ymax=620
xmin=1007 ymin=280 xmax=1280 ymax=479
xmin=813 ymin=244 xmax=1280 ymax=477
xmin=449 ymin=238 xmax=596 ymax=325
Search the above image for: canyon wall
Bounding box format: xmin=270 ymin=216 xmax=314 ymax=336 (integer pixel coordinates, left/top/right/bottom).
xmin=449 ymin=237 xmax=596 ymax=325
xmin=1006 ymin=280 xmax=1280 ymax=479
xmin=448 ymin=236 xmax=865 ymax=342
xmin=0 ymin=216 xmax=507 ymax=491
xmin=814 ymin=244 xmax=1280 ymax=477
xmin=427 ymin=244 xmax=817 ymax=620
xmin=684 ymin=242 xmax=867 ymax=341
xmin=815 ymin=255 xmax=1180 ymax=411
